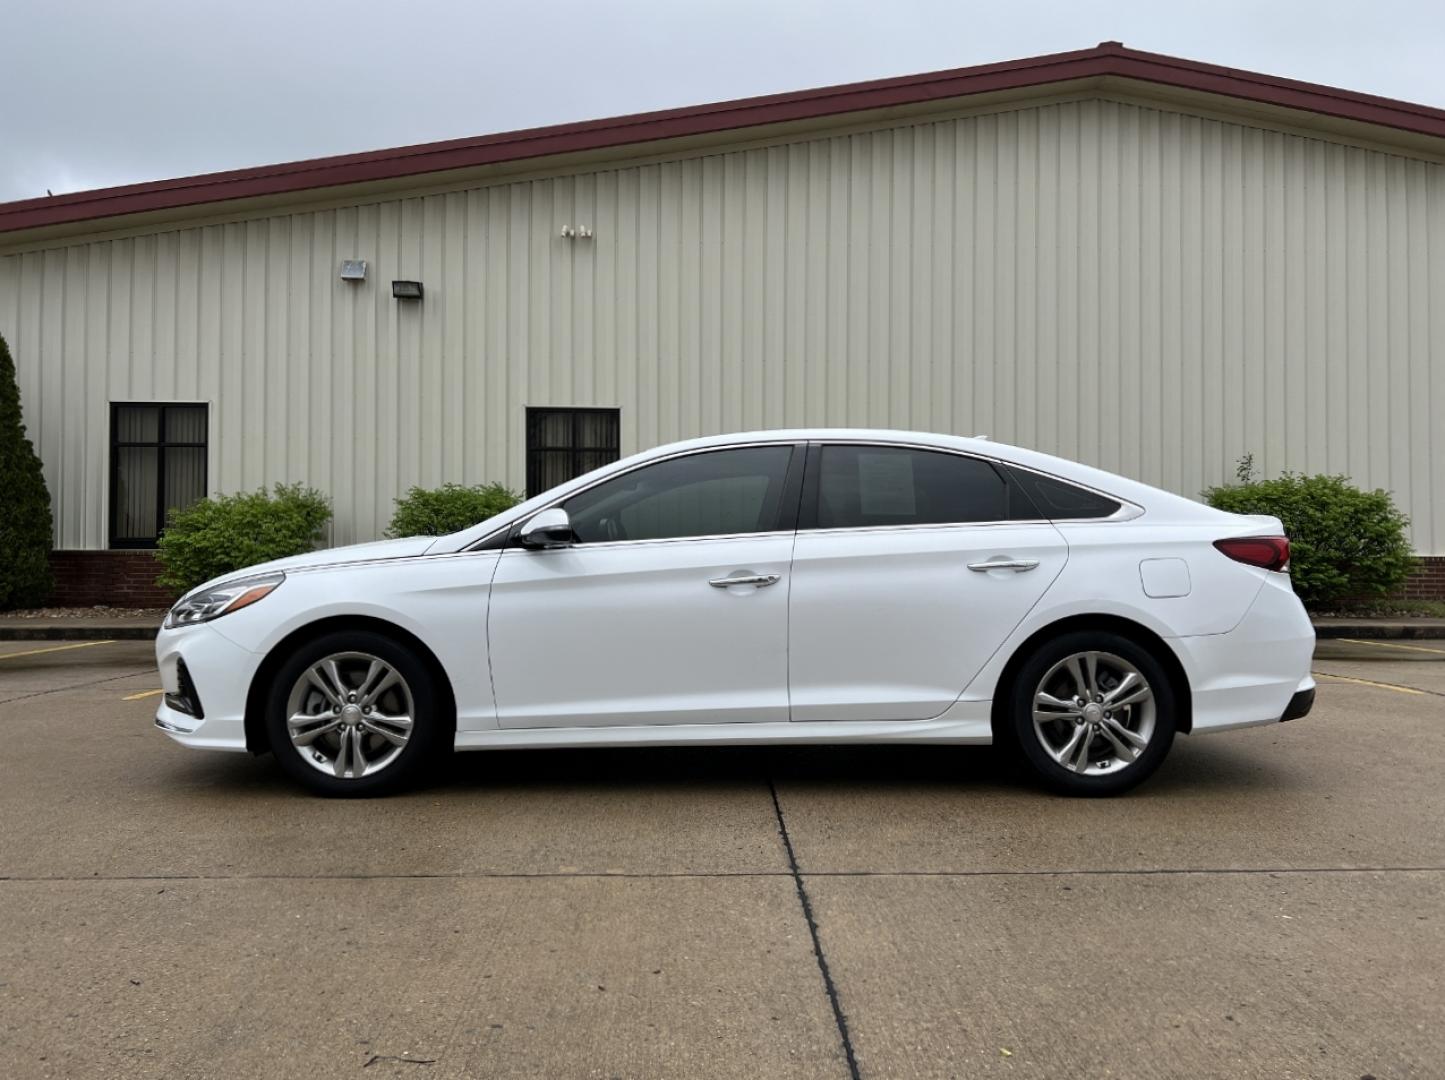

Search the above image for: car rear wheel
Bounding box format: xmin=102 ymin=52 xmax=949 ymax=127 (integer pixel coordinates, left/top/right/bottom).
xmin=1008 ymin=630 xmax=1176 ymax=796
xmin=266 ymin=630 xmax=441 ymax=797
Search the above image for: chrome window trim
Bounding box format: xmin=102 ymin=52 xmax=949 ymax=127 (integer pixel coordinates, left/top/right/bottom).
xmin=469 ymin=436 xmax=1143 ymax=550
xmin=500 ymin=529 xmax=798 ymax=553
xmin=796 ymin=520 xmax=1056 ymax=539
xmin=468 ymin=439 xmax=804 ymax=552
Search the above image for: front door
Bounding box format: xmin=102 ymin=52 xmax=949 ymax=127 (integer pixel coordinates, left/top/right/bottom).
xmin=488 ymin=444 xmax=802 ymax=728
xmin=788 ymin=443 xmax=1068 ymax=722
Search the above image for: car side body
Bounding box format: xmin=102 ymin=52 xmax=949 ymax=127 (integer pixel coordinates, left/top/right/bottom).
xmin=153 ymin=429 xmax=1315 ymax=795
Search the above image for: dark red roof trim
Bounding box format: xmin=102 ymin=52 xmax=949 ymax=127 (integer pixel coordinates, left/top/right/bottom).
xmin=6 ymin=42 xmax=1445 ymax=235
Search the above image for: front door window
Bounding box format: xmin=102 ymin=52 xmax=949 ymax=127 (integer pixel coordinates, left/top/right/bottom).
xmin=564 ymin=446 xmax=794 ymax=543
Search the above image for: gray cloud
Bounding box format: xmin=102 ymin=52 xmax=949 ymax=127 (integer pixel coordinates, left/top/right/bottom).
xmin=5 ymin=0 xmax=1443 ymax=202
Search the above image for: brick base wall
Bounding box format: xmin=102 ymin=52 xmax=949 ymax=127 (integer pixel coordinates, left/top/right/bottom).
xmin=48 ymin=551 xmax=178 ymax=609
xmin=1400 ymin=556 xmax=1445 ymax=603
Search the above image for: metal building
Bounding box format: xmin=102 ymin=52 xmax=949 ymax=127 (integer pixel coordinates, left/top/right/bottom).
xmin=2 ymin=43 xmax=1443 ymax=600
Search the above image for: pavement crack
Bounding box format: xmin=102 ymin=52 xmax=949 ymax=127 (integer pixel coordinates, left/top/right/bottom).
xmin=1312 ymin=668 xmax=1445 ymax=699
xmin=0 ymin=668 xmax=154 ymax=706
xmin=769 ymin=777 xmax=862 ymax=1080
xmin=363 ymin=1053 xmax=436 ymax=1068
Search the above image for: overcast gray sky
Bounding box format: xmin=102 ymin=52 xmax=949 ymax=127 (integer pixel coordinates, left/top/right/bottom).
xmin=5 ymin=0 xmax=1444 ymax=203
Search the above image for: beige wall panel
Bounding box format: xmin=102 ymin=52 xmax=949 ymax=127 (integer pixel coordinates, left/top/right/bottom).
xmin=2 ymin=99 xmax=1444 ymax=551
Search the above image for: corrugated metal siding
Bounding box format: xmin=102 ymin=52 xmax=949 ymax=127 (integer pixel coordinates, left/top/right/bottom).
xmin=2 ymin=98 xmax=1443 ymax=551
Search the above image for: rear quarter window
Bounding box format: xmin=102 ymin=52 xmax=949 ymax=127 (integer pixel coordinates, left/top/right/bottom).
xmin=1003 ymin=465 xmax=1122 ymax=520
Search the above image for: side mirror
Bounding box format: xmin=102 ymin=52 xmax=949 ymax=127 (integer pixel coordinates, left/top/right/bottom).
xmin=518 ymin=507 xmax=575 ymax=549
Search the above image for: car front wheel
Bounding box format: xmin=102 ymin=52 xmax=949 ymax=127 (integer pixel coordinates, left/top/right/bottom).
xmin=265 ymin=630 xmax=441 ymax=797
xmin=1008 ymin=630 xmax=1177 ymax=796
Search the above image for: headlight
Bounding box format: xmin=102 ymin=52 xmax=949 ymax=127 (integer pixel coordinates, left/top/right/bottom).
xmin=165 ymin=572 xmax=285 ymax=629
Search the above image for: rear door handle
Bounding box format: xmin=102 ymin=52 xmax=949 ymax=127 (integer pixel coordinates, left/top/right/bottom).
xmin=967 ymin=558 xmax=1040 ymax=573
xmin=709 ymin=572 xmax=781 ymax=588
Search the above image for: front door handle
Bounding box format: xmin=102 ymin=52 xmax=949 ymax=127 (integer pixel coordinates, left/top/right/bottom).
xmin=708 ymin=571 xmax=781 ymax=588
xmin=967 ymin=558 xmax=1040 ymax=573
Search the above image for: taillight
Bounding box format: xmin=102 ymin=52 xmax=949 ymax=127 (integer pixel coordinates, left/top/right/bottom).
xmin=1213 ymin=536 xmax=1290 ymax=572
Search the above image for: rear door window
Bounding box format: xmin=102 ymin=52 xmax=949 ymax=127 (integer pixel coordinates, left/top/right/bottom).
xmin=813 ymin=445 xmax=1012 ymax=529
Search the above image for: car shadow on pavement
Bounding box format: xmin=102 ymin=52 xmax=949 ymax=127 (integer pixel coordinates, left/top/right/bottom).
xmin=1139 ymin=736 xmax=1302 ymax=796
xmin=155 ymin=735 xmax=1298 ymax=801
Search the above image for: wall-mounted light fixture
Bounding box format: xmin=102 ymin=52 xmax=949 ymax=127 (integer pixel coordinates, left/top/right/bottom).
xmin=340 ymin=259 xmax=367 ymax=282
xmin=391 ymin=280 xmax=423 ymax=301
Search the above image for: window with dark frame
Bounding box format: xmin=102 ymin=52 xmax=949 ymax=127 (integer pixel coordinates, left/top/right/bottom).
xmin=110 ymin=403 xmax=209 ymax=548
xmin=525 ymin=408 xmax=621 ymax=496
xmin=564 ymin=445 xmax=794 ymax=543
xmin=812 ymin=445 xmax=1015 ymax=529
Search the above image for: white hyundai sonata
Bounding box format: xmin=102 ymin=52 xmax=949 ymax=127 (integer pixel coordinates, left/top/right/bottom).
xmin=154 ymin=430 xmax=1315 ymax=797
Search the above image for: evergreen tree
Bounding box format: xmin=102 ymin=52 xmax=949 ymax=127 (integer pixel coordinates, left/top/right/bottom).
xmin=0 ymin=333 xmax=54 ymax=608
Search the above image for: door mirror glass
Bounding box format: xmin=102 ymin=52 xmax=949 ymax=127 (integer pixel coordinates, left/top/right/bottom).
xmin=518 ymin=507 xmax=575 ymax=549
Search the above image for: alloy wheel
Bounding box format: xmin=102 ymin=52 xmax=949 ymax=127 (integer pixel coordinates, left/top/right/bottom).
xmin=1030 ymin=650 xmax=1156 ymax=776
xmin=285 ymin=652 xmax=415 ymax=779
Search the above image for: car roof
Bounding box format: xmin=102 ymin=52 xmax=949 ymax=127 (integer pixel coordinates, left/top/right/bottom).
xmin=430 ymin=428 xmax=1223 ymax=552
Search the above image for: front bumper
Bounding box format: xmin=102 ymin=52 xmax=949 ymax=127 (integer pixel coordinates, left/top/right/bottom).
xmin=152 ymin=622 xmax=259 ymax=752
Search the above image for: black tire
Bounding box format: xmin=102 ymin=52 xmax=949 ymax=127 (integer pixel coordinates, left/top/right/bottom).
xmin=1006 ymin=629 xmax=1177 ymax=796
xmin=265 ymin=630 xmax=443 ymax=797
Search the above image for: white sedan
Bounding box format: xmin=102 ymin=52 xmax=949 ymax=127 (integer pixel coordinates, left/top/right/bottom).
xmin=154 ymin=430 xmax=1315 ymax=797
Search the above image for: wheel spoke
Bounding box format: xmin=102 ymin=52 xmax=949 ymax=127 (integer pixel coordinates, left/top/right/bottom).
xmin=1103 ymin=716 xmax=1149 ymax=751
xmin=1035 ymin=691 xmax=1080 ymax=714
xmin=350 ymin=726 xmax=369 ymax=773
xmin=1098 ymin=722 xmax=1139 ymax=762
xmin=306 ymin=667 xmax=343 ymax=708
xmin=1108 ymin=685 xmax=1153 ymax=711
xmin=360 ymin=668 xmax=401 ymax=708
xmin=325 ymin=659 xmax=349 ymax=700
xmin=362 ymin=718 xmax=409 ymax=746
xmin=1065 ymin=656 xmax=1090 ymax=700
xmin=1083 ymin=652 xmax=1101 ymax=699
xmin=1068 ymin=727 xmax=1094 ymax=772
xmin=289 ymin=712 xmax=341 ymax=746
xmin=366 ymin=710 xmax=413 ymax=733
xmin=355 ymin=660 xmax=384 ymax=701
xmin=1050 ymin=725 xmax=1085 ymax=766
xmin=333 ymin=723 xmax=351 ymax=777
xmin=1102 ymin=672 xmax=1140 ymax=705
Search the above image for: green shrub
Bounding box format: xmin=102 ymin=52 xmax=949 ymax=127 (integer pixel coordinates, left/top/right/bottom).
xmin=0 ymin=333 xmax=54 ymax=609
xmin=387 ymin=482 xmax=520 ymax=538
xmin=1203 ymin=460 xmax=1414 ymax=610
xmin=156 ymin=483 xmax=332 ymax=593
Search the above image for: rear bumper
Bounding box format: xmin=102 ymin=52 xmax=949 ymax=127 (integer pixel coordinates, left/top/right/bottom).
xmin=1280 ymin=685 xmax=1315 ymax=722
xmin=1171 ymin=572 xmax=1315 ymax=734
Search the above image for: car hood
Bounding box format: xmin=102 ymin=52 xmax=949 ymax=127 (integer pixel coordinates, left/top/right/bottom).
xmin=203 ymin=536 xmax=437 ymax=589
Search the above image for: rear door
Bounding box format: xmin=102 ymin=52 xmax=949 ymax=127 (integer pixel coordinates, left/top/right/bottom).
xmin=787 ymin=443 xmax=1068 ymax=722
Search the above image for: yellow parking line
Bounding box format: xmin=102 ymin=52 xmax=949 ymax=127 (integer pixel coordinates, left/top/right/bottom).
xmin=122 ymin=688 xmax=165 ymax=701
xmin=1313 ymin=671 xmax=1425 ymax=696
xmin=1338 ymin=637 xmax=1445 ymax=656
xmin=0 ymin=639 xmax=117 ymax=661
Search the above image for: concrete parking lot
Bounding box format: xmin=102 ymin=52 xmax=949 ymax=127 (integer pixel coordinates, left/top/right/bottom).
xmin=0 ymin=637 xmax=1441 ymax=1079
